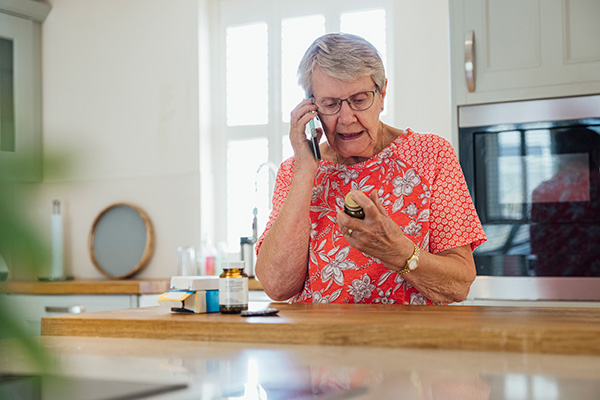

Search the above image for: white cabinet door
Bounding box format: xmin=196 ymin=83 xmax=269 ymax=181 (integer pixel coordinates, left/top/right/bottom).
xmin=0 ymin=12 xmax=42 ymax=182
xmin=450 ymin=0 xmax=600 ymax=105
xmin=6 ymin=294 xmax=138 ymax=336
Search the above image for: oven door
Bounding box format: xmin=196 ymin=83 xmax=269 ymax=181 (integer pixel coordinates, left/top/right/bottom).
xmin=459 ymin=95 xmax=600 ymax=301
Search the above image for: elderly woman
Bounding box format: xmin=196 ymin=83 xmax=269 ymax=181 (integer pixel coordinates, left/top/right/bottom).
xmin=255 ymin=33 xmax=486 ymax=304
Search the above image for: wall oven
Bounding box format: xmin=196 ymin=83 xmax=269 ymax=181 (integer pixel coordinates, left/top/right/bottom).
xmin=459 ymin=94 xmax=600 ymax=301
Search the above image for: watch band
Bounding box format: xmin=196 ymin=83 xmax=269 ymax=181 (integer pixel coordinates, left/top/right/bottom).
xmin=397 ymin=244 xmax=420 ymax=276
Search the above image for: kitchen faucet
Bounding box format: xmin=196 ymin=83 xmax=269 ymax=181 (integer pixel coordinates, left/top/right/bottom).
xmin=240 ymin=161 xmax=277 ymax=276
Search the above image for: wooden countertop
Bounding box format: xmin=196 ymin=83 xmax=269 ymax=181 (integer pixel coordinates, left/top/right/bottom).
xmin=41 ymin=302 xmax=600 ymax=355
xmin=0 ymin=278 xmax=262 ymax=294
xmin=0 ymin=279 xmax=170 ymax=295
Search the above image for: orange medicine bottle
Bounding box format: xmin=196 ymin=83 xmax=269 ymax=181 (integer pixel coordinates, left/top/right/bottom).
xmin=219 ymin=261 xmax=249 ymax=314
xmin=344 ymin=193 xmax=365 ymax=219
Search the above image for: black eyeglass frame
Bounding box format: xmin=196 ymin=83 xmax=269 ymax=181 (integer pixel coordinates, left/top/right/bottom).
xmin=311 ymin=86 xmax=380 ymax=116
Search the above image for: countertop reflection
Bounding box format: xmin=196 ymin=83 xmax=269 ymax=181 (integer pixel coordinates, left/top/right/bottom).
xmin=1 ymin=336 xmax=598 ymax=400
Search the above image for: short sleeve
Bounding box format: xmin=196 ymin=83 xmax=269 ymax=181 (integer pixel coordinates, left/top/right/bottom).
xmin=426 ymin=136 xmax=487 ymax=253
xmin=401 ymin=131 xmax=487 ymax=253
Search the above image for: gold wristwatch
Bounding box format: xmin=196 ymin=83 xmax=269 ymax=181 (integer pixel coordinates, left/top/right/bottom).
xmin=397 ymin=244 xmax=420 ymax=275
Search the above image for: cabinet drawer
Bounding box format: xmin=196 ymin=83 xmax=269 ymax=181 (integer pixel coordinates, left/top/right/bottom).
xmin=6 ymin=294 xmax=138 ymax=335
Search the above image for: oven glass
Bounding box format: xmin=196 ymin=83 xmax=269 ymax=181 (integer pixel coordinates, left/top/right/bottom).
xmin=462 ymin=120 xmax=600 ymax=277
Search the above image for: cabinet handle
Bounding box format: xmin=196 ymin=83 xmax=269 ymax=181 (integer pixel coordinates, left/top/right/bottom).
xmin=45 ymin=305 xmax=85 ymax=314
xmin=464 ymin=30 xmax=476 ymax=92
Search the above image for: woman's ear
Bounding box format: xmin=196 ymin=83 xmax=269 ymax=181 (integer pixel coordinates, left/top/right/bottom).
xmin=380 ymin=78 xmax=388 ymax=96
xmin=379 ymin=78 xmax=388 ymax=112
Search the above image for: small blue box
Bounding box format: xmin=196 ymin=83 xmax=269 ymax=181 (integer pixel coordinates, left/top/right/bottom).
xmin=158 ymin=289 xmax=220 ymax=314
xmin=206 ymin=290 xmax=220 ymax=313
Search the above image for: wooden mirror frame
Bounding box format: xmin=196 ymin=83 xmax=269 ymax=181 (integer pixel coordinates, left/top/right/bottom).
xmin=88 ymin=202 xmax=155 ymax=279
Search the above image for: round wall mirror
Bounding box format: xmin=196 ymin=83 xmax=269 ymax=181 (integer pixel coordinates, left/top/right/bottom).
xmin=89 ymin=203 xmax=155 ymax=279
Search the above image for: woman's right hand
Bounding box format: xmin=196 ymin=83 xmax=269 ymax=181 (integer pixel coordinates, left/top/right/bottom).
xmin=289 ymin=98 xmax=322 ymax=170
xmin=255 ymin=99 xmax=322 ymax=300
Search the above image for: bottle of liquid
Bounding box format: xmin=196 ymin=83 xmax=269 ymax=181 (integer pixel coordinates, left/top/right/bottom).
xmin=218 ymin=261 xmax=248 ymax=314
xmin=204 ymin=240 xmax=217 ymax=275
xmin=344 ymin=192 xmax=365 ymax=219
xmin=50 ymin=199 xmax=65 ymax=280
xmin=240 ymin=236 xmax=255 ymax=277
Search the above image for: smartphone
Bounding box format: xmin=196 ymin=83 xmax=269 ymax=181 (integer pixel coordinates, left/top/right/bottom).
xmin=305 ymin=95 xmax=322 ymax=160
xmin=240 ymin=307 xmax=279 ymax=317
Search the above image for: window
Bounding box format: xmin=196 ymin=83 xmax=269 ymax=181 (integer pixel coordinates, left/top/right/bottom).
xmin=214 ymin=0 xmax=394 ymax=254
xmin=226 ymin=23 xmax=268 ymax=126
xmin=0 ymin=38 xmax=15 ymax=152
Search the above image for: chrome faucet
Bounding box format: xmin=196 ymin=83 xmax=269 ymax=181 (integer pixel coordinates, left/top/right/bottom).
xmin=241 ymin=161 xmax=277 ymax=277
xmin=252 ymin=161 xmax=277 ymax=241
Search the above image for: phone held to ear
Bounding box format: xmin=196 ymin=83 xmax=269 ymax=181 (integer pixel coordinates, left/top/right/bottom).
xmin=308 ymin=117 xmax=322 ymax=160
xmin=305 ymin=95 xmax=322 ymax=160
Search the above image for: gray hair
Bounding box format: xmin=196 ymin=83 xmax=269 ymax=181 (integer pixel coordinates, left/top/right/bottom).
xmin=297 ymin=33 xmax=386 ymax=96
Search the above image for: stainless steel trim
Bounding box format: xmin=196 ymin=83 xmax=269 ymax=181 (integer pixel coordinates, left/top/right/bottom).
xmin=45 ymin=305 xmax=85 ymax=314
xmin=464 ymin=30 xmax=476 ymax=93
xmin=468 ymin=276 xmax=600 ymax=301
xmin=459 ymin=94 xmax=600 ymax=128
xmin=460 ymin=95 xmax=600 ymax=302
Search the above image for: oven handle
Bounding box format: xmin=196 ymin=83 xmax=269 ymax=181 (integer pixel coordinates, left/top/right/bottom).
xmin=464 ymin=30 xmax=476 ymax=92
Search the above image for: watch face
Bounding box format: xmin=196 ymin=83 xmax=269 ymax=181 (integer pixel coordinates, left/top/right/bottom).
xmin=408 ymin=258 xmax=418 ymax=270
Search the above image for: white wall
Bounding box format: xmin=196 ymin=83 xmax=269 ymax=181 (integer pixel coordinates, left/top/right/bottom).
xmin=393 ymin=1 xmax=452 ymax=143
xmin=14 ymin=0 xmax=211 ymax=280
xmin=15 ymin=0 xmax=452 ymax=280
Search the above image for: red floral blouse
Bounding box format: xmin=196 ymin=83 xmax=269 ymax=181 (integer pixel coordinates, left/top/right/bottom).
xmin=257 ymin=129 xmax=486 ymax=304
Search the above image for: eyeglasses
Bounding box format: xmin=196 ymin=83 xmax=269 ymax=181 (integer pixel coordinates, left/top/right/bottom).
xmin=312 ymin=87 xmax=379 ymax=115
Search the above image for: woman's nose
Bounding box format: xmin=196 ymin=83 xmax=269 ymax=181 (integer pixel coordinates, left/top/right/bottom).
xmin=337 ymin=100 xmax=357 ymax=124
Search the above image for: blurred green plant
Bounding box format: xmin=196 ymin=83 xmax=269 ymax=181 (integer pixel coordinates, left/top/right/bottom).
xmin=0 ymin=154 xmax=68 ymax=372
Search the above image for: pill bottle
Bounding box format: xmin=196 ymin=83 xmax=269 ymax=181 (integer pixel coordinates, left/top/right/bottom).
xmin=219 ymin=261 xmax=248 ymax=314
xmin=344 ymin=192 xmax=365 ymax=219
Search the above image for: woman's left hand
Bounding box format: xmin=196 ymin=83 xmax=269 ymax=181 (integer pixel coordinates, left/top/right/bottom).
xmin=337 ymin=189 xmax=477 ymax=304
xmin=336 ymin=190 xmax=414 ymax=266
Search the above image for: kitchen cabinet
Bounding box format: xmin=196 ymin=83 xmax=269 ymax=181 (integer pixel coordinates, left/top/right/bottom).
xmin=449 ymin=0 xmax=600 ymax=105
xmin=0 ymin=0 xmax=50 ymax=182
xmin=3 ymin=293 xmax=142 ymax=335
xmin=0 ymin=279 xmax=169 ymax=335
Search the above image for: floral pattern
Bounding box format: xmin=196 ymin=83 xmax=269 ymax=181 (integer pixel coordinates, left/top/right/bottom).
xmin=348 ymin=274 xmax=376 ymax=303
xmin=321 ymin=246 xmax=356 ymax=286
xmin=257 ymin=129 xmax=487 ymax=304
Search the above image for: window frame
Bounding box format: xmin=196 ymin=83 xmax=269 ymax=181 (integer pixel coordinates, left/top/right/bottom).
xmin=211 ymin=0 xmax=396 ymax=251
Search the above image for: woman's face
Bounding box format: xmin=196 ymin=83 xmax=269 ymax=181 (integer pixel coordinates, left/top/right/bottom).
xmin=311 ymin=66 xmax=387 ymax=162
